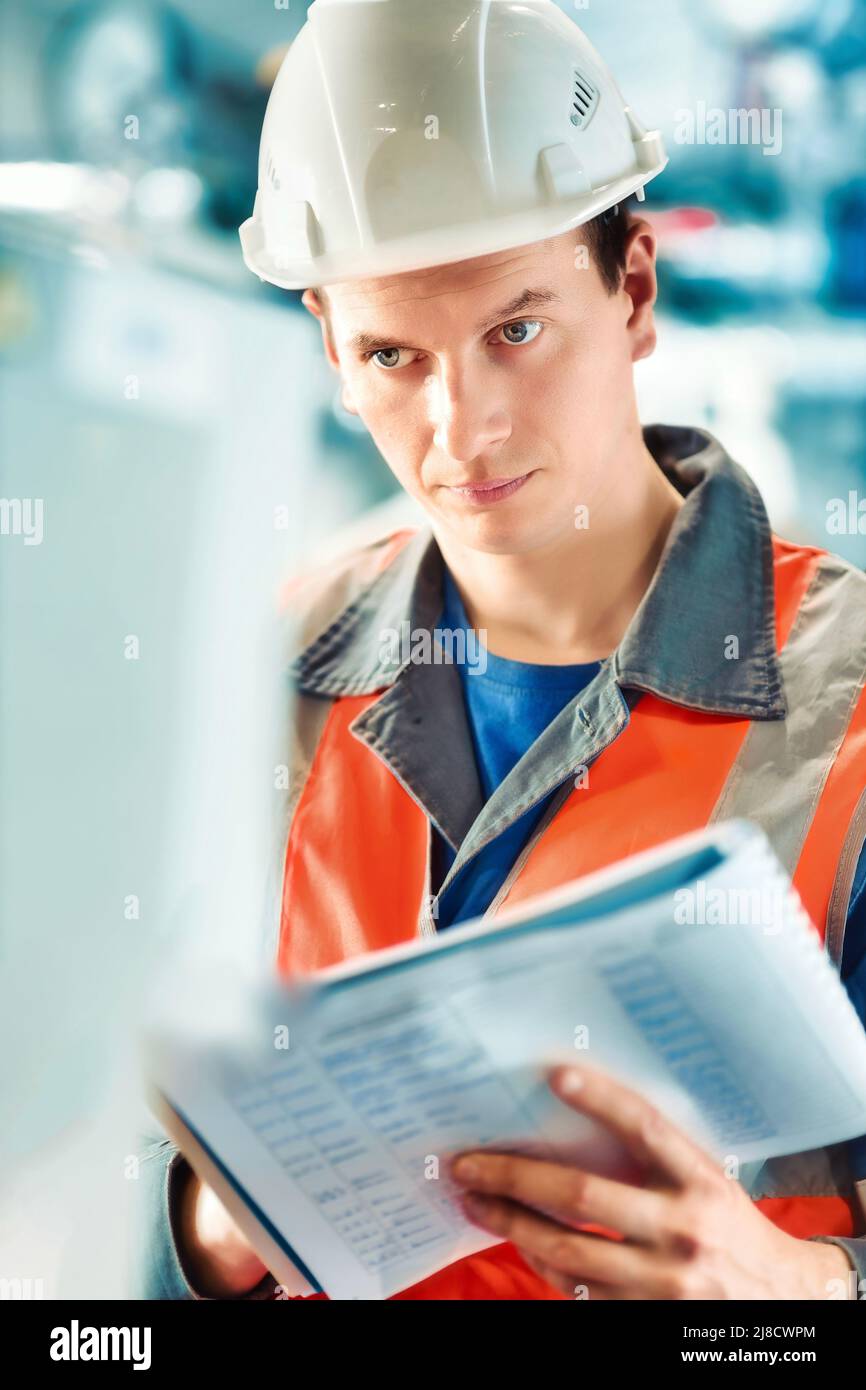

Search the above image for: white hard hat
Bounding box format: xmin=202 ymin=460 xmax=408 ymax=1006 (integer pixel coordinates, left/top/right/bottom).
xmin=239 ymin=0 xmax=668 ymax=290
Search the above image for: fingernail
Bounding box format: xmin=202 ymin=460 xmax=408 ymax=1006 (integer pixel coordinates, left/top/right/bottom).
xmin=452 ymin=1157 xmax=480 ymax=1183
xmin=557 ymin=1067 xmax=585 ymax=1096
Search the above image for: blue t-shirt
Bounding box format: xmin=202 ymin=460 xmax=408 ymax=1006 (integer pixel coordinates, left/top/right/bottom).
xmin=434 ymin=566 xmax=599 ymax=927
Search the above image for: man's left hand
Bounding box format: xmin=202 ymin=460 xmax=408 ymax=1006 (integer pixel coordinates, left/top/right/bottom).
xmin=450 ymin=1062 xmax=854 ymax=1300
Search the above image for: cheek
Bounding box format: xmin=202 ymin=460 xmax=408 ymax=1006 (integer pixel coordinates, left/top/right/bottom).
xmin=531 ymin=341 xmax=605 ymax=433
xmin=591 ymin=312 xmax=636 ymax=401
xmin=545 ymin=323 xmax=632 ymax=429
xmin=350 ymin=380 xmax=432 ymax=490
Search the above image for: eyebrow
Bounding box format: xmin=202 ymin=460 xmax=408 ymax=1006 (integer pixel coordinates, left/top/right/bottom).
xmin=345 ymin=287 xmax=562 ymax=355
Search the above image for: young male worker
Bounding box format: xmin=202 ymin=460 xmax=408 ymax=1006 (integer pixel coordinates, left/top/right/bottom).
xmin=136 ymin=0 xmax=866 ymax=1301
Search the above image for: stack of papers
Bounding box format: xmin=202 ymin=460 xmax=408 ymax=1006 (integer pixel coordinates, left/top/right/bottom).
xmin=145 ymin=820 xmax=866 ymax=1300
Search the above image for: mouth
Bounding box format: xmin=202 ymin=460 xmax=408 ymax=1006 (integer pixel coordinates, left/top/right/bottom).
xmin=446 ymin=471 xmax=535 ymax=506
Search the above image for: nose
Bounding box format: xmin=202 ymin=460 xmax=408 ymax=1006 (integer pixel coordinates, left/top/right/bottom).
xmin=428 ymin=360 xmax=512 ymax=464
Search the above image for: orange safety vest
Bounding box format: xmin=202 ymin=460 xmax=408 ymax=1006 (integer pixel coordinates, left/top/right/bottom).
xmin=271 ymin=444 xmax=866 ymax=1299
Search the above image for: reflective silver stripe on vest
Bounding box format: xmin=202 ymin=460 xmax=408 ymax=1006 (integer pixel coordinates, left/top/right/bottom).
xmin=710 ymin=554 xmax=866 ymax=880
xmin=741 ymin=1142 xmax=856 ymax=1202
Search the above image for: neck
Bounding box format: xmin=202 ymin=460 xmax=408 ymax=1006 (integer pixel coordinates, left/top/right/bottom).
xmin=433 ymin=423 xmax=685 ymax=665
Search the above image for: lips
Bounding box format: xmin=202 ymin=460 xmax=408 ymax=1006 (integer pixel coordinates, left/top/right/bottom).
xmin=447 ymin=472 xmax=534 ymax=505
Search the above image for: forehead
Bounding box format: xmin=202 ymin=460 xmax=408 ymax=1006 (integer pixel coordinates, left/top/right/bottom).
xmin=324 ymin=227 xmax=593 ymax=338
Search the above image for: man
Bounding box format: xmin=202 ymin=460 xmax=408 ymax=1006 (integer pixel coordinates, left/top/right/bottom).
xmin=135 ymin=0 xmax=866 ymax=1299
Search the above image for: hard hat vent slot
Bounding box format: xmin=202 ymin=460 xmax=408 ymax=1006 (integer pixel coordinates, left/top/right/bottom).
xmin=570 ymin=70 xmax=599 ymax=130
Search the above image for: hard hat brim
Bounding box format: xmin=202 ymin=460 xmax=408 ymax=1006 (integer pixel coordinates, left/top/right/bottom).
xmin=239 ymin=156 xmax=668 ymax=292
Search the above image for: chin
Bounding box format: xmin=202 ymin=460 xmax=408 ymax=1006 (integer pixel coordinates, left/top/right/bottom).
xmin=446 ymin=512 xmax=565 ymax=557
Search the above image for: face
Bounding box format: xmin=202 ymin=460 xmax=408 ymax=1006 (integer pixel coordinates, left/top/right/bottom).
xmin=303 ymin=224 xmax=658 ymax=557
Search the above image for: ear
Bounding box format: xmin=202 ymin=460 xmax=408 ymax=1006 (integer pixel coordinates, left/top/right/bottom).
xmin=301 ymin=288 xmax=360 ymax=416
xmin=619 ymin=219 xmax=658 ymax=363
xmin=301 ymin=288 xmax=341 ymax=372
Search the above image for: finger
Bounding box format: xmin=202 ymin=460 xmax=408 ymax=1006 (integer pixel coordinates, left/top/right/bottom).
xmin=518 ymin=1250 xmax=590 ymax=1298
xmin=516 ymin=1249 xmax=570 ymax=1296
xmin=519 ymin=1249 xmax=677 ymax=1301
xmin=549 ymin=1063 xmax=716 ymax=1189
xmin=518 ymin=1249 xmax=622 ymax=1300
xmin=451 ymin=1150 xmax=669 ymax=1244
xmin=460 ymin=1192 xmax=678 ymax=1297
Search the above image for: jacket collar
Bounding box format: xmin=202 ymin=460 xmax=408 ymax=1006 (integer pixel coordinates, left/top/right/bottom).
xmin=291 ymin=423 xmax=786 ymax=720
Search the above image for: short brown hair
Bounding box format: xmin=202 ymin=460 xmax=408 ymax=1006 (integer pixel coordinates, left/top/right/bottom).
xmin=579 ymin=198 xmax=634 ymax=294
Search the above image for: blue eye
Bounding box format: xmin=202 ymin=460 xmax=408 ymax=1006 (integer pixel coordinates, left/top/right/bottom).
xmin=497 ymin=319 xmax=543 ymax=346
xmin=370 ymin=347 xmax=405 ymax=369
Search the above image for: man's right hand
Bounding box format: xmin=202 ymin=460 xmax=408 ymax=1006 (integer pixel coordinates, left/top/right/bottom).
xmin=177 ymin=1167 xmax=270 ymax=1298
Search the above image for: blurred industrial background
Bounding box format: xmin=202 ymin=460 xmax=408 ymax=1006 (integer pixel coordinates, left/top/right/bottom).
xmin=1 ymin=0 xmax=865 ymax=1297
xmin=3 ymin=0 xmax=866 ymax=556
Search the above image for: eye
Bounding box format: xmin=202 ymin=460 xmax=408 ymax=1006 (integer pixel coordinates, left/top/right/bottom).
xmin=363 ymin=318 xmax=543 ymax=368
xmin=366 ymin=346 xmax=415 ymax=370
xmin=495 ymin=319 xmax=543 ymax=347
